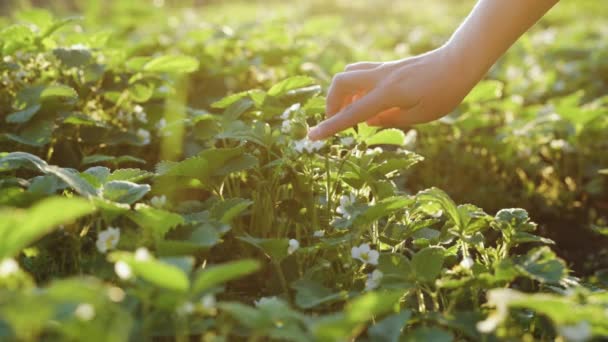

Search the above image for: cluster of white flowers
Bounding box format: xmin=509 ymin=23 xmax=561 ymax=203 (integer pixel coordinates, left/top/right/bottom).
xmin=96 ymin=227 xmax=120 ymax=254
xmin=136 ymin=128 xmax=151 ymax=145
xmin=351 ymin=243 xmax=379 ymax=266
xmin=150 ymin=195 xmax=167 ymax=208
xmin=365 ymin=270 xmax=383 ymax=291
xmin=288 ymin=239 xmax=300 ymax=255
xmin=336 ymin=194 xmax=356 ymax=219
xmin=134 ymin=105 xmax=148 ymax=123
xmin=0 ymin=259 xmax=19 ymax=277
xmin=294 ymin=138 xmax=324 ymax=154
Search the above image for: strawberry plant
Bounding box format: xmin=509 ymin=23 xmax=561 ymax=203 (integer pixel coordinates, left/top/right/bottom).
xmin=0 ymin=1 xmax=606 ymax=341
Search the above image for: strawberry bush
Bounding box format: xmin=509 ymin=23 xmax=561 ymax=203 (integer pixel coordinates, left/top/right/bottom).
xmin=0 ymin=1 xmax=607 ymax=341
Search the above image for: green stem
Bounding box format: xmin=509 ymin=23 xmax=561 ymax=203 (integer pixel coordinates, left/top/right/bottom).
xmin=273 ymin=261 xmax=291 ymax=305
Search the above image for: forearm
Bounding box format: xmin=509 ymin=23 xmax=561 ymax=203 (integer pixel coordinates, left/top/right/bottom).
xmin=445 ymin=0 xmax=559 ymax=82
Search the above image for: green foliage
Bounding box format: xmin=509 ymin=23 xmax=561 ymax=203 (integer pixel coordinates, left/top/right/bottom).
xmin=0 ymin=1 xmax=606 ymax=341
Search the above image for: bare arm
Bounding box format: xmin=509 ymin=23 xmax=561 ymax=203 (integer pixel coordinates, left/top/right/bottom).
xmin=308 ymin=0 xmax=559 ymax=141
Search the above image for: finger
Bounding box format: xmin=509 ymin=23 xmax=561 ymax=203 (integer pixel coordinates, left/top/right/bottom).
xmin=367 ymin=105 xmax=427 ymax=128
xmin=310 ymin=88 xmax=389 ymax=140
xmin=366 ymin=107 xmax=402 ymax=126
xmin=344 ymin=62 xmax=382 ymax=72
xmin=326 ymin=71 xmax=373 ymax=118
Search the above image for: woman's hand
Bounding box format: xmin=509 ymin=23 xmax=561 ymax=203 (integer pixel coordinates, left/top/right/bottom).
xmin=307 ymin=0 xmax=559 ymax=141
xmin=307 ymin=46 xmax=479 ymax=140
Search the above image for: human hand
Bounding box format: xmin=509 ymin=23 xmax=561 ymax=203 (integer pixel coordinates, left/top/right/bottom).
xmin=307 ymin=46 xmax=481 ymax=140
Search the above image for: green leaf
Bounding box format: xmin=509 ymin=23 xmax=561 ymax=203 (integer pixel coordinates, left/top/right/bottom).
xmin=411 ymin=246 xmax=445 ymax=283
xmin=416 ymin=188 xmax=463 ymax=231
xmin=6 ymin=104 xmax=41 ymax=124
xmin=106 ymin=169 xmax=153 ymax=183
xmin=405 ymin=327 xmax=453 ymax=342
xmin=129 ymin=81 xmax=154 ymax=102
xmin=128 ymin=205 xmax=184 ymax=242
xmin=108 ymin=252 xmax=190 ymax=292
xmin=267 ymin=76 xmax=315 ymax=97
xmin=0 ymin=197 xmax=96 ymax=258
xmin=312 ymin=291 xmax=404 ymax=341
xmin=40 ymin=84 xmax=78 ymax=102
xmin=0 ymin=25 xmax=35 ymax=54
xmin=53 ymin=46 xmax=92 ymax=68
xmin=211 ymin=89 xmax=266 ymax=110
xmin=368 ymin=311 xmax=412 ymax=342
xmin=101 ymin=181 xmax=150 ymax=204
xmin=365 ymin=129 xmax=406 ymax=146
xmin=292 ymin=279 xmax=349 ymax=309
xmin=463 ymin=80 xmax=503 ymax=104
xmin=210 ymin=198 xmax=253 ymax=224
xmin=514 ymin=246 xmax=567 ymax=284
xmin=355 ymin=196 xmax=412 ymax=226
xmin=237 ymin=235 xmax=289 ymax=262
xmin=192 ymin=259 xmax=260 ymax=294
xmin=143 ymin=55 xmax=199 ymax=74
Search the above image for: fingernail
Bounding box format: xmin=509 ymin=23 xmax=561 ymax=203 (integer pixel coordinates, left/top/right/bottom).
xmin=308 ymin=126 xmax=322 ymax=140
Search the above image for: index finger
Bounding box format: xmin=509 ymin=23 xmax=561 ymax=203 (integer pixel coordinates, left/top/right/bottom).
xmin=308 ymin=88 xmax=389 ymax=140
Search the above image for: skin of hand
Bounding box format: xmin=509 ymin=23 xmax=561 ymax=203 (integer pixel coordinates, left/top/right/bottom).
xmin=307 ymin=0 xmax=560 ymax=141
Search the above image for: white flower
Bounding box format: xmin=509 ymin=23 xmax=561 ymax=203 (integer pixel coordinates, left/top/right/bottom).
xmin=313 ymin=230 xmax=325 ymax=238
xmin=288 ymin=239 xmax=300 ymax=255
xmin=281 ymin=120 xmax=292 ymax=134
xmin=351 ymin=243 xmax=379 ymax=265
xmin=340 ymin=137 xmax=355 ymax=147
xmin=96 ymin=227 xmax=120 ymax=253
xmin=176 ymin=301 xmax=195 ymax=316
xmin=134 ymin=105 xmax=148 ymax=123
xmin=336 ymin=193 xmax=356 ymax=219
xmin=550 ymin=139 xmax=574 ymax=153
xmin=365 ymin=270 xmax=383 ymax=291
xmin=558 ymin=321 xmax=591 ymax=342
xmin=136 ymin=128 xmax=151 ymax=145
xmin=150 ymin=195 xmax=167 ymax=208
xmin=114 ymin=261 xmax=132 ymax=280
xmin=74 ymin=303 xmax=95 ymax=321
xmin=200 ymin=294 xmax=217 ymax=310
xmin=460 ymin=256 xmax=474 ymax=269
xmin=476 ymin=289 xmax=523 ymax=333
xmin=294 ymin=138 xmax=325 ymax=154
xmin=134 ymin=247 xmax=152 ymax=261
xmin=0 ymin=259 xmax=19 ymax=277
xmin=403 ymin=129 xmax=417 ymax=147
xmin=280 ymin=103 xmax=301 ymax=120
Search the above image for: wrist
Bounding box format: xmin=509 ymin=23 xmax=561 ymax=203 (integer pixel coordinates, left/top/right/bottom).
xmin=440 ymin=40 xmax=488 ymax=86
